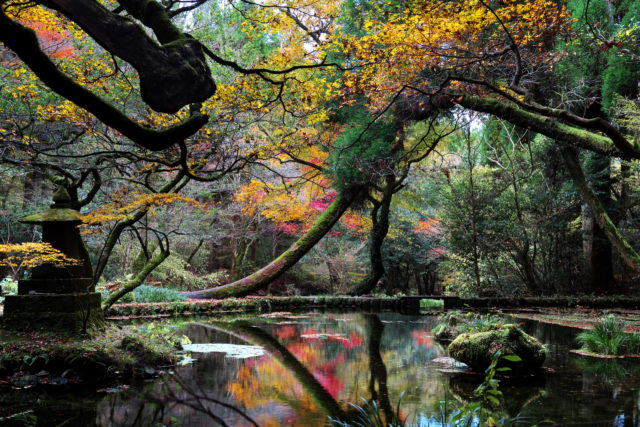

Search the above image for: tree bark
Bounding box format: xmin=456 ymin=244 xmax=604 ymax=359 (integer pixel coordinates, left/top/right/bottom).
xmin=349 ymin=180 xmax=394 ymax=295
xmin=184 ymin=190 xmax=357 ymax=299
xmin=0 ymin=8 xmax=209 ymax=151
xmin=465 ymin=135 xmax=482 ymax=291
xmin=560 ymin=146 xmax=640 ymax=273
xmin=581 ymin=203 xmax=594 ymax=283
xmin=585 ymin=154 xmax=614 ymax=291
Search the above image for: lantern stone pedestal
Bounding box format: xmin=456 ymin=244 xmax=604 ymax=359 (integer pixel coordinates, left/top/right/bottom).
xmin=3 ymin=292 xmax=104 ymax=331
xmin=2 ymin=188 xmax=105 ymax=332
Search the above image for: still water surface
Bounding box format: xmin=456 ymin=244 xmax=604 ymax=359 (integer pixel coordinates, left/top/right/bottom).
xmin=3 ymin=312 xmax=640 ymax=426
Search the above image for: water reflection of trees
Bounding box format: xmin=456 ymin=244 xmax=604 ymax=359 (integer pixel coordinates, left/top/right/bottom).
xmin=447 ymin=374 xmax=546 ymax=419
xmin=205 ymin=320 xmax=349 ymax=421
xmin=213 ymin=314 xmax=399 ymax=424
xmin=95 ymin=314 xmax=450 ymax=425
xmin=88 ymin=314 xmax=640 ymax=426
xmin=366 ymin=314 xmax=394 ymax=422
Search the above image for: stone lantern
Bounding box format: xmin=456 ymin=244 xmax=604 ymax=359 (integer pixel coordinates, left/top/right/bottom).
xmin=2 ymin=187 xmax=105 ymax=331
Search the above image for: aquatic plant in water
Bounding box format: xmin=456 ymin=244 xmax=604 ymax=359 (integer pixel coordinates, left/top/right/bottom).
xmin=329 ymin=353 xmax=529 ymax=426
xmin=576 ymin=315 xmax=640 ymax=356
xmin=329 ymin=393 xmax=406 ymax=427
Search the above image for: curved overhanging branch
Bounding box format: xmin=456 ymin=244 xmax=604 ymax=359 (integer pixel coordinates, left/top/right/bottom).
xmin=102 ymin=246 xmax=169 ymax=309
xmin=457 ymin=96 xmax=639 ymax=159
xmin=183 ymin=189 xmax=358 ymax=299
xmin=0 ymin=8 xmax=209 ymax=151
xmin=450 ymin=77 xmax=640 ymax=157
xmin=40 ymin=0 xmax=216 ymax=114
xmin=92 ymin=170 xmax=187 ymax=282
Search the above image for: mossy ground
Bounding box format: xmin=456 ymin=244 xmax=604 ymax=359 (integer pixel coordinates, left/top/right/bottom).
xmin=0 ymin=325 xmax=177 ymax=386
xmin=513 ymin=308 xmax=640 ymax=332
xmin=104 ymin=295 xmax=403 ymax=318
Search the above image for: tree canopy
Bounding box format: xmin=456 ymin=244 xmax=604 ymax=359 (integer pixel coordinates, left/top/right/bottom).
xmin=3 ymin=0 xmax=640 ymax=301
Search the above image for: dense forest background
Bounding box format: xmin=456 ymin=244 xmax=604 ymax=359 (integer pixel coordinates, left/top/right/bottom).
xmin=2 ymin=0 xmax=640 ymax=302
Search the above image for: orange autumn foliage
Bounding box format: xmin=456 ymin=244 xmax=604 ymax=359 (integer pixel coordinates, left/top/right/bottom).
xmin=81 ymin=193 xmax=211 ymax=228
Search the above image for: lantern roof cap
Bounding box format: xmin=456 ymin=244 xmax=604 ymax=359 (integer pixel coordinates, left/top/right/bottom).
xmin=20 ymin=187 xmax=83 ymax=224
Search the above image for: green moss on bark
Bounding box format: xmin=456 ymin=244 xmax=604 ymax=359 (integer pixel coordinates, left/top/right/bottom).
xmin=184 ymin=190 xmax=357 ymax=299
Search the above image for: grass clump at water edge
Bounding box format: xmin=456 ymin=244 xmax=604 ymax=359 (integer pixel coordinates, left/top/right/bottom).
xmin=133 ymin=284 xmax=186 ymax=303
xmin=576 ymin=314 xmax=640 ymax=356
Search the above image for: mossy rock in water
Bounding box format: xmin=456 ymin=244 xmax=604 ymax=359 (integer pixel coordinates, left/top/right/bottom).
xmin=433 ymin=312 xmax=482 ymax=341
xmin=448 ymin=324 xmax=546 ymax=373
xmin=433 ymin=324 xmax=462 ymax=341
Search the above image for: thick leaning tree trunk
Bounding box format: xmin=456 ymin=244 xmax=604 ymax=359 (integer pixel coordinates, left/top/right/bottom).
xmin=184 ymin=190 xmax=357 ymax=299
xmin=349 ymin=180 xmax=394 ymax=295
xmin=560 ymin=146 xmax=640 ymax=273
xmin=584 ymin=154 xmax=614 ymax=290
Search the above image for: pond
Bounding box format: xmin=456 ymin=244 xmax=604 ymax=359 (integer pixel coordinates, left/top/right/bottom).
xmin=2 ymin=311 xmax=640 ymax=426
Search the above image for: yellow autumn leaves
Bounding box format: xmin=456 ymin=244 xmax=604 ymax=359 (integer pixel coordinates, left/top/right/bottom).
xmin=0 ymin=242 xmax=80 ymax=268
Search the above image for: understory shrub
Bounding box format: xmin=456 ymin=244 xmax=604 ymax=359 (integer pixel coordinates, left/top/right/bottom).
xmin=152 ymin=254 xmax=226 ymax=291
xmin=420 ymin=299 xmax=444 ymax=309
xmin=576 ymin=315 xmax=640 ymax=355
xmin=133 ymin=285 xmax=186 ymax=303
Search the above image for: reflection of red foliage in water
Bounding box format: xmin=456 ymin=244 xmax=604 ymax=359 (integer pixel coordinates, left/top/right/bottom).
xmin=311 ymin=352 xmax=346 ymax=398
xmin=301 ymin=327 xmax=319 ymax=340
xmin=301 ymin=328 xmax=363 ymax=349
xmin=412 ymin=330 xmax=434 ymax=348
xmin=342 ymin=331 xmax=363 ymax=349
xmin=274 ymin=325 xmax=297 ymax=340
xmin=242 ymin=354 xmax=269 ymax=370
xmin=287 ymin=342 xmax=318 ymax=364
xmin=313 ymin=370 xmax=344 ymax=398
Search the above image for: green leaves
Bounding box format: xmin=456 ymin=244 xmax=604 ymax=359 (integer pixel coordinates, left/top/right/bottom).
xmin=501 ymin=354 xmax=523 ymax=362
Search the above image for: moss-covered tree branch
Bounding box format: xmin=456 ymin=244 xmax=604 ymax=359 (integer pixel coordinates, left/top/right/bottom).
xmin=102 ymin=248 xmax=169 ymax=309
xmin=458 ymin=96 xmax=640 ymax=160
xmin=40 ymin=0 xmax=215 ymax=114
xmin=560 ymin=146 xmax=640 ymax=273
xmin=183 ymin=189 xmax=358 ymax=299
